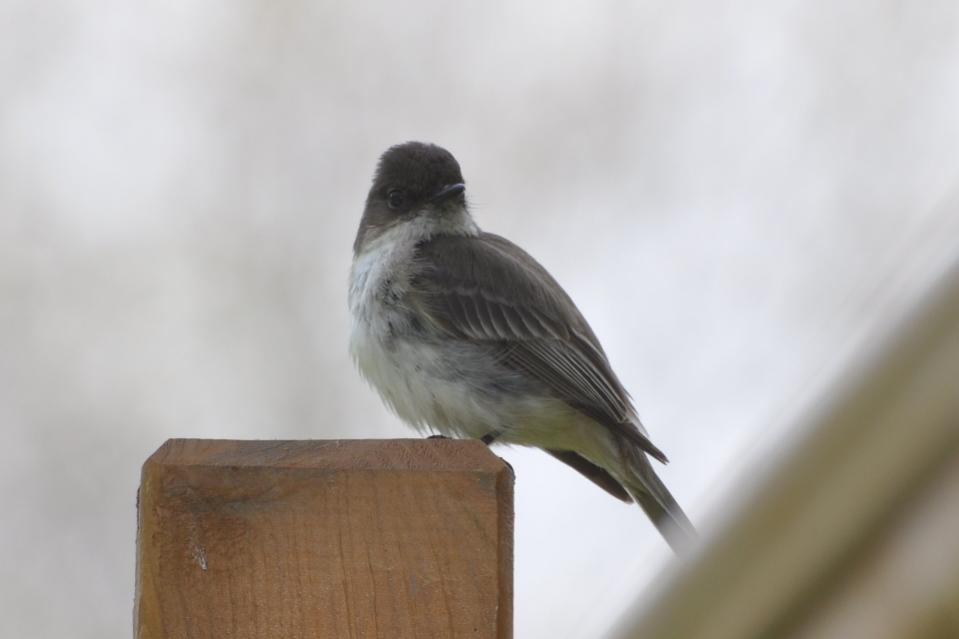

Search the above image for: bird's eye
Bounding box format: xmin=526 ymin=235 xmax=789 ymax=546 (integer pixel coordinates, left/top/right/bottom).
xmin=387 ymin=189 xmax=406 ymax=209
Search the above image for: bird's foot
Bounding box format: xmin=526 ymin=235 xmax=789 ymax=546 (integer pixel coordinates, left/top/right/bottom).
xmin=428 ymin=432 xmax=502 ymax=446
xmin=480 ymin=430 xmax=502 ymax=445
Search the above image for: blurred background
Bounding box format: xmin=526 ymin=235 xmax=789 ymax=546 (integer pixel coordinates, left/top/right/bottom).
xmin=2 ymin=1 xmax=958 ymax=637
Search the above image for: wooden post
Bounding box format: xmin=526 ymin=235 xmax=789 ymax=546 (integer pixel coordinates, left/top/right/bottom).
xmin=135 ymin=439 xmax=513 ymax=638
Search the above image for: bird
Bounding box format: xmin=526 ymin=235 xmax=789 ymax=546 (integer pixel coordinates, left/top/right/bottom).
xmin=348 ymin=141 xmax=695 ymax=552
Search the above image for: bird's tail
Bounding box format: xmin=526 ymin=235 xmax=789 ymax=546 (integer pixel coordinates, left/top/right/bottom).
xmin=620 ymin=445 xmax=696 ymax=554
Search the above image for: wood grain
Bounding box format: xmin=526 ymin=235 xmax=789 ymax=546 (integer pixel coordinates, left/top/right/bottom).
xmin=135 ymin=439 xmax=513 ymax=638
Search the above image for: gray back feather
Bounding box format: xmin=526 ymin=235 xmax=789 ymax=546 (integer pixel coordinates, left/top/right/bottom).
xmin=411 ymin=232 xmax=667 ymax=463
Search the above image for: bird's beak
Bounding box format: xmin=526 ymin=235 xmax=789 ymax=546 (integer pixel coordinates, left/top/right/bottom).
xmin=429 ymin=183 xmax=466 ymax=204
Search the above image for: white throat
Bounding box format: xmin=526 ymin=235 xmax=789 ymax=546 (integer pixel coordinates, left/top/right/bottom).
xmin=349 ymin=205 xmax=477 ymax=324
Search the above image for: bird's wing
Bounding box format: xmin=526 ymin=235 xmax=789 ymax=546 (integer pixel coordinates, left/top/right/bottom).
xmin=410 ymin=232 xmax=667 ymax=463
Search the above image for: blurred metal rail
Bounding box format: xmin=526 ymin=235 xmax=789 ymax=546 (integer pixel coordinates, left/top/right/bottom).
xmin=610 ymin=257 xmax=959 ymax=639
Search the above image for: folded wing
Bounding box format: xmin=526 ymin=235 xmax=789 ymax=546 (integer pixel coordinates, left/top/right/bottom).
xmin=411 ymin=232 xmax=667 ymax=464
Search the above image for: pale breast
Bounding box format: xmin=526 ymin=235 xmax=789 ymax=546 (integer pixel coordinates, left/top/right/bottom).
xmin=348 ymin=218 xmax=549 ymax=440
xmin=349 ymin=234 xmax=500 ymax=437
xmin=349 ymin=222 xmax=438 ymax=429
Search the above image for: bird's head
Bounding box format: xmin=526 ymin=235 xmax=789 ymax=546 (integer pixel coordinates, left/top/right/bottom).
xmin=354 ymin=142 xmax=474 ymax=254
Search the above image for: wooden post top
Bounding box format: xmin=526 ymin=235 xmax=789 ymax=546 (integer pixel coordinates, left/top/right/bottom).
xmin=145 ymin=438 xmax=510 ymax=473
xmin=136 ymin=438 xmax=514 ymax=639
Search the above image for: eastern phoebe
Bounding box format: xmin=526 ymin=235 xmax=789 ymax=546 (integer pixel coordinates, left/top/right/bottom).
xmin=349 ymin=141 xmax=694 ymax=552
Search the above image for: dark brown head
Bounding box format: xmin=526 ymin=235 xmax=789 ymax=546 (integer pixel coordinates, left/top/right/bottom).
xmin=354 ymin=142 xmax=470 ymax=253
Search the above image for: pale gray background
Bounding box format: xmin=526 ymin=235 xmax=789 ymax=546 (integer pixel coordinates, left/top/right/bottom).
xmin=2 ymin=2 xmax=958 ymax=637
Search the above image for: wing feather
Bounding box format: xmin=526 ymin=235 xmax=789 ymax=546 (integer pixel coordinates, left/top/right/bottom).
xmin=411 ymin=232 xmax=667 ymax=463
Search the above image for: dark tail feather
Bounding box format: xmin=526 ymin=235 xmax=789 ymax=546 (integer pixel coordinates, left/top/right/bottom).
xmin=623 ymin=449 xmax=696 ymax=554
xmin=546 ymin=449 xmax=634 ymax=503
